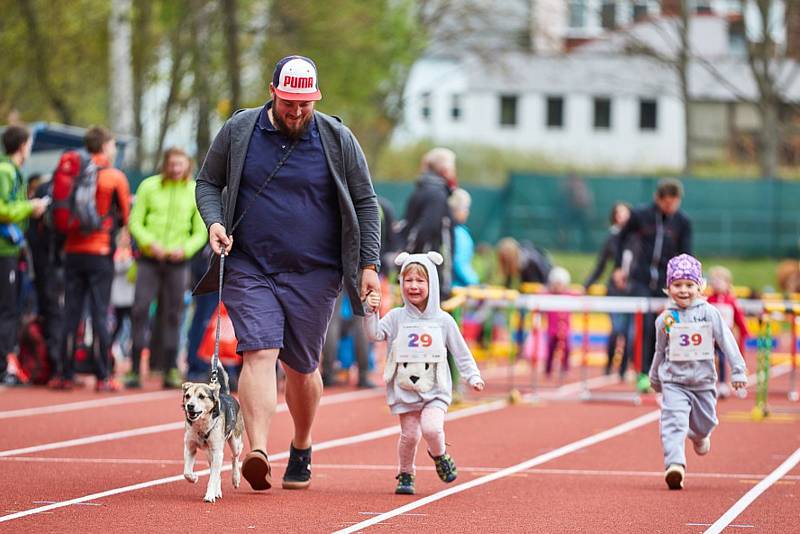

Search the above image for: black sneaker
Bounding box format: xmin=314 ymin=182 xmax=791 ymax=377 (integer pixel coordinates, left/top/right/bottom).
xmin=282 ymin=443 xmax=312 ymax=489
xmin=395 ymin=472 xmax=415 ymax=495
xmin=429 ymin=450 xmax=458 ymax=483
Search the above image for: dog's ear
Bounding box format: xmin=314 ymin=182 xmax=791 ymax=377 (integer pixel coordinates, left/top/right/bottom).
xmin=182 ymin=382 xmax=192 ymax=393
xmin=210 ymin=383 xmax=221 ymax=418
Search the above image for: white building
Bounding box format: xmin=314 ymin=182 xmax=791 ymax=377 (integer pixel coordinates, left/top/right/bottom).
xmin=393 ymin=2 xmax=795 ymax=172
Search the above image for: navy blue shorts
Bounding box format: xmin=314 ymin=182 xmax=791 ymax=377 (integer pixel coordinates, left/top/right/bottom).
xmin=222 ymin=255 xmax=342 ymax=374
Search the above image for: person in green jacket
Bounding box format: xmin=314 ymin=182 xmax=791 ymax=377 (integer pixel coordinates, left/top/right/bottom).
xmin=125 ymin=147 xmax=207 ymax=388
xmin=0 ymin=125 xmax=48 ymax=385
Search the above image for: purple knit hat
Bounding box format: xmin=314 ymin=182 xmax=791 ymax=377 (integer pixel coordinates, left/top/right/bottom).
xmin=666 ymin=254 xmax=703 ymax=286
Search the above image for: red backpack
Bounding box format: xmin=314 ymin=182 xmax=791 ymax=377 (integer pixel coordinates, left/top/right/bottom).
xmin=51 ymin=150 xmax=104 ymax=234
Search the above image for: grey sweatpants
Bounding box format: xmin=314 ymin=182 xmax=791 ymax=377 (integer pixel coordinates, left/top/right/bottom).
xmin=660 ymin=382 xmax=718 ymax=468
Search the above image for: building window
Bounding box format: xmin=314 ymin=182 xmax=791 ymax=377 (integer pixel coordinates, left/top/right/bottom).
xmin=640 ymin=99 xmax=658 ymax=130
xmin=695 ymin=0 xmax=712 ymax=14
xmin=594 ymin=97 xmax=612 ymax=129
xmin=601 ymin=1 xmax=617 ymax=30
xmin=568 ymin=0 xmax=586 ymax=28
xmin=421 ymin=92 xmax=431 ymax=120
xmin=546 ymin=96 xmax=564 ymax=128
xmin=451 ymin=94 xmax=462 ymax=121
xmin=632 ymin=3 xmax=649 ymax=22
xmin=500 ymin=95 xmax=518 ymax=126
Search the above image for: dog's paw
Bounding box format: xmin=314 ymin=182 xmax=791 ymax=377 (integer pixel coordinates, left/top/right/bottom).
xmin=203 ymin=491 xmax=217 ymax=503
xmin=232 ymin=469 xmax=241 ymax=488
xmin=184 ymin=472 xmax=198 ymax=484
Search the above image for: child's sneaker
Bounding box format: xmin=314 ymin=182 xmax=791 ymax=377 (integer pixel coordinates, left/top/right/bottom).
xmin=395 ymin=472 xmax=415 ymax=495
xmin=429 ymin=450 xmax=458 ymax=483
xmin=665 ymin=464 xmax=685 ymax=490
xmin=123 ymin=372 xmax=141 ymax=388
xmin=693 ymin=436 xmax=711 ymax=456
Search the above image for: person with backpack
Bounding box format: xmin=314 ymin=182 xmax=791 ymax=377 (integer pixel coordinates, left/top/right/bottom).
xmin=124 ymin=147 xmax=207 ymax=389
xmin=0 ymin=125 xmax=48 ymax=385
xmin=49 ymin=126 xmax=131 ymax=392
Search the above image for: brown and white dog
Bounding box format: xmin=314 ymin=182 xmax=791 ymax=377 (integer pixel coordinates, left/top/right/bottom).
xmin=182 ymin=364 xmax=244 ymax=502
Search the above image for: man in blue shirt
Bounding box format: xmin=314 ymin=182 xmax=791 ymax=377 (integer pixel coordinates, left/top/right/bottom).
xmin=195 ymin=55 xmax=380 ymax=493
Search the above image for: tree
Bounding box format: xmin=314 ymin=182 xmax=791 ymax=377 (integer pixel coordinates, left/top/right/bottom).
xmin=109 ymin=0 xmax=135 ymax=164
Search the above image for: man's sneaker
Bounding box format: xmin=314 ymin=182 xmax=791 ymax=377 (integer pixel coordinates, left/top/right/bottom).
xmin=162 ymin=368 xmax=182 ymax=389
xmin=429 ymin=450 xmax=458 ymax=483
xmin=665 ymin=464 xmax=685 ymax=490
xmin=395 ymin=472 xmax=416 ymax=495
xmin=123 ymin=372 xmax=141 ymax=388
xmin=282 ymin=443 xmax=312 ymax=489
xmin=96 ymin=378 xmax=121 ymax=393
xmin=693 ymin=436 xmax=711 ymax=456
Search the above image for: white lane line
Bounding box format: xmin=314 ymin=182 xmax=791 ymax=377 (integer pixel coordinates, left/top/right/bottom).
xmin=0 ymin=399 xmax=507 ymax=523
xmin=704 ymin=446 xmax=800 ymax=534
xmin=332 ymin=410 xmax=661 ymax=534
xmin=0 ymin=391 xmax=178 ymax=420
xmin=0 ymin=388 xmax=383 ymax=458
xmin=4 ymin=457 xmax=797 ymax=484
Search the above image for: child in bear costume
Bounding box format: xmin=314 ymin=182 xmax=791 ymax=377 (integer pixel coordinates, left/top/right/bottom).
xmin=364 ymin=251 xmax=484 ymax=495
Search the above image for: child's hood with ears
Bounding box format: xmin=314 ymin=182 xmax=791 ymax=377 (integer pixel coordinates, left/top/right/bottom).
xmin=395 ymin=251 xmax=443 ymax=318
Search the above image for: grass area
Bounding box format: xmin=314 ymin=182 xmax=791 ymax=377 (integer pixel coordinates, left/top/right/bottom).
xmin=549 ymin=250 xmax=779 ymax=294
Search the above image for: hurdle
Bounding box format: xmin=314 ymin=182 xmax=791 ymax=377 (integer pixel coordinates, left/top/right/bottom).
xmin=752 ymin=301 xmax=800 ymax=420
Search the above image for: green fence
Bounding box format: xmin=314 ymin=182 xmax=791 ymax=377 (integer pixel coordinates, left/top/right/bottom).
xmin=375 ymin=174 xmax=800 ymax=258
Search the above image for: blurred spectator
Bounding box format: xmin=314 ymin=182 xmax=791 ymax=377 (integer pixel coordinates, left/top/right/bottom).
xmin=110 ymin=229 xmax=135 ymax=363
xmin=0 ymin=125 xmax=48 ymax=386
xmin=496 ymin=237 xmax=552 ymax=289
xmin=584 ymin=202 xmax=635 ymax=379
xmin=449 ymin=188 xmax=479 ymax=288
xmin=545 ymin=266 xmax=573 ymax=379
xmin=125 ymin=148 xmax=207 ymax=389
xmin=321 ymin=293 xmax=374 ymax=388
xmin=28 ymin=175 xmax=66 ymax=377
xmin=378 ymin=196 xmax=400 ymax=277
xmin=560 ymin=173 xmax=594 ymax=252
xmin=52 ymin=126 xmax=131 ymax=392
xmin=707 ymin=265 xmax=749 ymax=398
xmin=613 ymin=178 xmax=692 ymax=392
xmin=400 ymin=147 xmax=456 ymax=296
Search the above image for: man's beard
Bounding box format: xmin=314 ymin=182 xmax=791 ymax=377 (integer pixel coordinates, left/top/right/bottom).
xmin=272 ymin=109 xmax=313 ymax=140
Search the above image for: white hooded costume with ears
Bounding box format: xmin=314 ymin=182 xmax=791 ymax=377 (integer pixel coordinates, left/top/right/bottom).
xmin=364 ymin=251 xmax=483 ymax=415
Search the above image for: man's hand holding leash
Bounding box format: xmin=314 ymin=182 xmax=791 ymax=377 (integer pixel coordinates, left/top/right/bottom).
xmin=209 ymin=223 xmax=233 ymax=255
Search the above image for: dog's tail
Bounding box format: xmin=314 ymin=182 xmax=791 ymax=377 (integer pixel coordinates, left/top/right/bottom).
xmin=213 ymin=362 xmax=231 ymax=395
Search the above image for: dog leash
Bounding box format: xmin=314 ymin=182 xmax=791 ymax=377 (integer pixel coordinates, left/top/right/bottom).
xmin=208 ymin=137 xmax=299 ymax=386
xmin=210 ymin=249 xmax=226 ymax=385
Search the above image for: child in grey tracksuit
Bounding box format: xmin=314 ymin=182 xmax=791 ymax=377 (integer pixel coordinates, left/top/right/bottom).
xmin=650 ymin=254 xmax=747 ymax=490
xmin=364 ymin=251 xmax=484 ymax=495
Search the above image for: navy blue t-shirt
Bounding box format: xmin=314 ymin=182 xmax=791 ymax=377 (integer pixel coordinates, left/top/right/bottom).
xmin=231 ymin=102 xmax=341 ymax=273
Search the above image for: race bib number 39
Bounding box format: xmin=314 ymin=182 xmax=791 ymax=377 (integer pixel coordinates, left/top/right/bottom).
xmin=396 ymin=323 xmax=446 ymax=363
xmin=669 ymin=322 xmax=714 ymax=361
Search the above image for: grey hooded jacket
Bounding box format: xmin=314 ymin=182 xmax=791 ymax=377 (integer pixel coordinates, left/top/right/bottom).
xmin=193 ymin=105 xmax=380 ymax=316
xmin=650 ymin=299 xmax=747 ymax=392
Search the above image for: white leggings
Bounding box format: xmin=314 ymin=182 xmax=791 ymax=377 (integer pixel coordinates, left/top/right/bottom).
xmin=398 ymin=405 xmax=446 ymax=474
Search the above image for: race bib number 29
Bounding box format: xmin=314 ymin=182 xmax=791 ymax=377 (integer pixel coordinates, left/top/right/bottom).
xmin=669 ymin=322 xmax=714 ymax=361
xmin=396 ymin=323 xmax=446 ymax=363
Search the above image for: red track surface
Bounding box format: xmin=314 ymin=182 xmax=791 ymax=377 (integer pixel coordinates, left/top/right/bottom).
xmin=1 ymin=356 xmax=799 ymax=533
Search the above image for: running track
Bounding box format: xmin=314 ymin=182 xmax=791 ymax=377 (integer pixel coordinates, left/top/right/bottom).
xmin=1 ymin=358 xmax=798 ymax=533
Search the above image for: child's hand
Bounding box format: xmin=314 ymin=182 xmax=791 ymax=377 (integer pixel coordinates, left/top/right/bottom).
xmin=470 ymin=378 xmax=485 ymax=392
xmin=365 ymin=290 xmax=381 ymax=310
xmin=731 ymin=381 xmax=747 ymax=391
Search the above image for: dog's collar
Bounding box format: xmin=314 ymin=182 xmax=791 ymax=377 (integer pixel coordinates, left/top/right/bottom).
xmin=201 ymin=415 xmax=220 ymax=444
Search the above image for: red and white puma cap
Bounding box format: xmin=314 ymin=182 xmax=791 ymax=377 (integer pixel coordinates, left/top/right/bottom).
xmin=271 ymin=56 xmax=322 ymax=101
